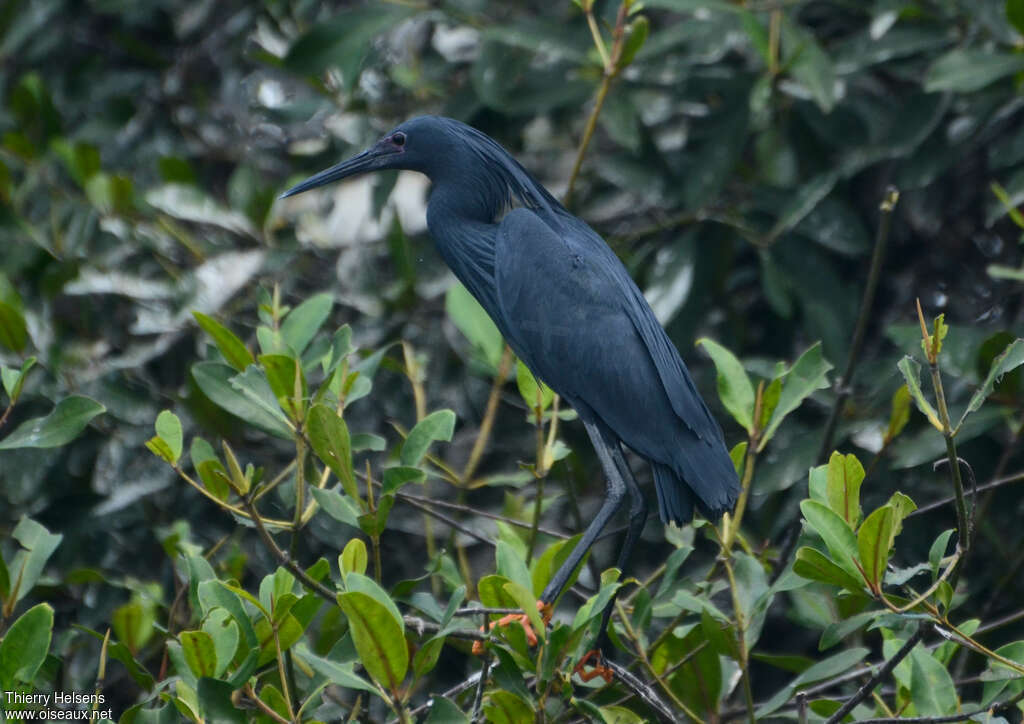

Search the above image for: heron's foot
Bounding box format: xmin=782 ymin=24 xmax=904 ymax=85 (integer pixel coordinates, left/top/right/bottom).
xmin=471 ymin=601 xmax=549 ymax=654
xmin=573 ymin=649 xmax=614 ymax=684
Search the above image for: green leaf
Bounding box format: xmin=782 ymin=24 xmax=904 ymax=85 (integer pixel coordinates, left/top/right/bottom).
xmin=193 ymin=312 xmax=254 ymax=372
xmin=502 ymin=580 xmax=544 ymax=643
xmin=697 ymin=338 xmax=755 ymax=432
xmin=515 ymin=360 xmax=554 ymax=414
xmin=259 ymin=353 xmax=307 ymax=419
xmin=282 ymin=5 xmax=416 ymax=83
xmin=496 ymin=541 xmax=532 ymax=593
xmin=307 ymin=403 xmax=357 ymax=499
xmin=483 ymin=690 xmax=534 ymax=724
xmin=180 ymin=630 xmax=218 ymax=678
xmin=756 ymin=647 xmax=869 ymax=717
xmin=885 ymin=492 xmax=916 ymax=543
xmin=154 ymin=410 xmax=183 ymax=464
xmin=382 ymin=466 xmax=425 ymax=496
xmin=1 ymin=356 xmax=35 ymax=404
xmin=280 ymin=292 xmax=333 ymax=355
xmin=0 ymin=395 xmax=105 ymax=449
xmin=929 ymin=529 xmax=955 ymax=579
xmin=618 ymin=15 xmax=649 ymax=69
xmin=0 ymin=276 xmax=28 ymax=352
xmin=958 ymin=338 xmax=1024 ymax=430
xmin=793 ymin=547 xmax=865 ymax=594
xmin=112 ymin=600 xmax=156 ymax=654
xmin=196 ymin=678 xmax=245 ymax=724
xmin=896 ymin=356 xmax=943 ymax=431
xmin=478 ymin=575 xmax=519 ymax=610
xmin=343 ymin=572 xmax=404 ymax=630
xmin=336 ymin=591 xmax=408 ymax=694
xmin=825 ymin=452 xmax=863 ymax=527
xmin=412 ymin=635 xmax=446 ymax=679
xmin=401 ymin=409 xmax=456 ymax=466
xmin=296 ymin=643 xmax=383 ymax=699
xmin=799 ymin=500 xmax=861 ymax=582
xmin=192 ymin=362 xmax=292 ymax=438
xmin=341 ymin=539 xmax=368 ymax=576
xmin=196 ymin=581 xmax=260 ymax=688
xmin=310 ymin=486 xmax=361 ymax=527
xmin=445 ymin=281 xmax=504 ymax=371
xmin=857 ymin=505 xmax=895 ymax=588
xmin=759 ymin=343 xmax=833 ymax=450
xmin=885 ymin=385 xmax=911 ymax=442
xmin=910 ymin=645 xmax=958 ymax=715
xmin=781 ymin=14 xmax=836 ymax=112
xmin=925 ymin=49 xmax=1024 ymax=94
xmin=426 ymin=696 xmax=469 ymax=724
xmin=0 ymin=603 xmax=53 ymax=690
xmin=1010 ymin=0 xmax=1024 ymax=36
xmin=530 ymin=535 xmax=582 ymax=599
xmin=7 ymin=517 xmax=62 ymax=605
xmin=202 ymin=608 xmax=239 ymax=678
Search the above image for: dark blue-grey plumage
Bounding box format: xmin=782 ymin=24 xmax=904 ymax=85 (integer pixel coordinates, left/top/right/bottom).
xmin=281 ymin=115 xmax=740 ymax=648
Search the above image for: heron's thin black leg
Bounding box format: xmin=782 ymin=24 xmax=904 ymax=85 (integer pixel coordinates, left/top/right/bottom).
xmin=591 ymin=446 xmax=647 ymax=648
xmin=539 ymin=417 xmax=627 ymax=605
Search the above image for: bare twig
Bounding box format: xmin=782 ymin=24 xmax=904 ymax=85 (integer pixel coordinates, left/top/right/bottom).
xmin=825 ymin=628 xmax=925 ymax=723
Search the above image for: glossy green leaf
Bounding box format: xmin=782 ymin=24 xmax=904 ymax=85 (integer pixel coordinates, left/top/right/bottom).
xmin=6 ymin=517 xmax=62 ymax=606
xmin=825 ymin=451 xmax=863 ymax=527
xmin=799 ymin=500 xmax=861 ymax=582
xmin=193 ymin=311 xmax=254 ymax=372
xmin=857 ymin=504 xmax=894 ymax=588
xmin=896 ymin=356 xmax=943 ymax=431
xmin=155 ymin=410 xmax=183 ymax=464
xmin=910 ymin=645 xmax=957 ymax=715
xmin=0 ymin=395 xmax=104 ymax=449
xmin=793 ymin=547 xmax=865 ymax=594
xmin=446 ymin=281 xmax=504 ymax=371
xmin=296 ymin=643 xmax=383 ymax=698
xmin=201 ymin=608 xmax=239 ymax=678
xmin=307 ymin=403 xmax=357 ymax=499
xmin=756 ymin=647 xmax=869 ymax=717
xmin=426 ymin=696 xmax=469 ymax=723
xmin=192 ymin=362 xmax=292 ymax=438
xmin=929 ymin=529 xmax=956 ymax=579
xmin=925 ymin=49 xmax=1024 ymax=93
xmin=0 ymin=603 xmax=53 ymax=690
xmin=180 ymin=630 xmax=218 ymax=678
xmin=697 ymin=337 xmax=755 ymax=432
xmin=337 ymin=590 xmax=408 ymax=694
xmin=758 ymin=344 xmax=832 ymax=451
xmin=958 ymin=338 xmax=1024 ymax=431
xmin=382 ymin=466 xmax=425 ymax=495
xmin=310 ymin=486 xmax=360 ymax=528
xmin=280 ymin=292 xmax=333 ymax=355
xmin=341 ymin=538 xmax=368 ymax=576
xmin=1 ymin=356 xmax=35 ymax=404
xmin=885 ymin=385 xmax=912 ymax=442
xmin=401 ymin=409 xmax=455 ymax=466
xmin=483 ymin=690 xmax=534 ymax=724
xmin=515 ymin=360 xmax=554 ymax=414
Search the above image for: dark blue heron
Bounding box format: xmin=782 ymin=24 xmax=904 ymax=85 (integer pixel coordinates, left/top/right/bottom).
xmin=281 ymin=115 xmax=740 ymax=676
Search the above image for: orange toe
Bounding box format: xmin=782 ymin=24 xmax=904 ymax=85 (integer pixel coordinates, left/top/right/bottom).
xmin=573 ymin=649 xmax=614 ymax=684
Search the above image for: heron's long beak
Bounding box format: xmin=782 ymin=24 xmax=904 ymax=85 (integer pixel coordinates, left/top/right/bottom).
xmin=279 ymin=148 xmax=379 ymax=199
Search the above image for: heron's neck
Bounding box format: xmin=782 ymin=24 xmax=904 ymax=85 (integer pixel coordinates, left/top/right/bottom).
xmin=426 ymin=184 xmax=502 ymax=320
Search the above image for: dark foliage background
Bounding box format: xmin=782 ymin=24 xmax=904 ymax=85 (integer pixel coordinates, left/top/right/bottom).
xmin=2 ymin=0 xmax=1024 ymax=721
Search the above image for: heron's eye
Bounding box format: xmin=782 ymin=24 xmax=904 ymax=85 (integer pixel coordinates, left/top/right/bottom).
xmin=392 ymin=132 xmax=406 ymax=147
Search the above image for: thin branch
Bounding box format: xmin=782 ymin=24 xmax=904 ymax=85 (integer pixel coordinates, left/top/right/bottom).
xmin=825 ymin=627 xmax=925 ymax=723
xmin=855 ymin=687 xmax=1024 ymax=723
xmin=605 ymin=660 xmax=679 ymax=724
xmin=461 ymin=345 xmax=514 ymax=482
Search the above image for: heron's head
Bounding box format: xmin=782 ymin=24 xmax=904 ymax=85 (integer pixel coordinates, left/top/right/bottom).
xmin=279 ymin=116 xmax=460 ymax=199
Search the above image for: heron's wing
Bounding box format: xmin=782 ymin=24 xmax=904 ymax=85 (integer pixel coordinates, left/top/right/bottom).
xmin=494 ymin=209 xmax=723 ymax=445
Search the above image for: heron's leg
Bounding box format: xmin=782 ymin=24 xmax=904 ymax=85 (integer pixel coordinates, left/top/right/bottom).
xmin=539 ymin=417 xmax=627 ymax=606
xmin=592 ymin=445 xmax=648 ymax=647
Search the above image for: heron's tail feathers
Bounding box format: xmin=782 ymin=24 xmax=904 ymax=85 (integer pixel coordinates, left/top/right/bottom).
xmin=651 ymin=439 xmax=740 ymax=526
